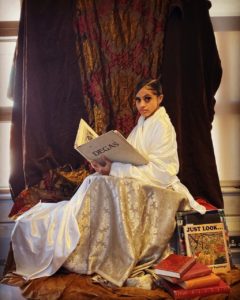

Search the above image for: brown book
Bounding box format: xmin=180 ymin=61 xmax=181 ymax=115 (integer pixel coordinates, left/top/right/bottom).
xmin=159 ymin=278 xmax=230 ymax=299
xmin=160 ymin=261 xmax=212 ymax=283
xmin=154 ymin=254 xmax=196 ymax=278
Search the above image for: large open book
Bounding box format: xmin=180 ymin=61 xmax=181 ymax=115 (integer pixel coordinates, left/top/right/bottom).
xmin=74 ymin=119 xmax=148 ymax=165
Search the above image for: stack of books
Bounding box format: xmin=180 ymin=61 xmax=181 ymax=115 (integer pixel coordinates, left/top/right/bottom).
xmin=154 ymin=254 xmax=230 ymax=299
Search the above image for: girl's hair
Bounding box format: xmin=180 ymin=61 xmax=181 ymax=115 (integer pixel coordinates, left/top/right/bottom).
xmin=134 ymin=78 xmax=163 ymax=96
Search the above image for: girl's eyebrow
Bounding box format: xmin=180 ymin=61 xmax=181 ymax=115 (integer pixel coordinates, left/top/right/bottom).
xmin=135 ymin=94 xmax=152 ymax=99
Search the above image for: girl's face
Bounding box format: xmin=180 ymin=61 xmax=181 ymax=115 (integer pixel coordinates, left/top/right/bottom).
xmin=135 ymin=86 xmax=163 ymax=119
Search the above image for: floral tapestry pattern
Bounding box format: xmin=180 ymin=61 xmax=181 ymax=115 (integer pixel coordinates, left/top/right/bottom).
xmin=74 ymin=0 xmax=169 ymax=136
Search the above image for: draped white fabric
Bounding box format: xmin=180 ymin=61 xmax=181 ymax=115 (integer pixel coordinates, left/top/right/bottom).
xmin=11 ymin=176 xmax=91 ymax=279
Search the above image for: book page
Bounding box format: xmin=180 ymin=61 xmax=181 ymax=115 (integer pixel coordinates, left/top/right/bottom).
xmin=74 ymin=129 xmax=148 ymax=166
xmin=74 ymin=119 xmax=98 ymax=148
xmin=183 ymin=223 xmax=230 ymax=274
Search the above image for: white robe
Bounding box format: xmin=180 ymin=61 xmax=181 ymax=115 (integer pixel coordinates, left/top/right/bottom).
xmin=111 ymin=107 xmax=206 ymax=214
xmin=11 ymin=107 xmax=205 ymax=284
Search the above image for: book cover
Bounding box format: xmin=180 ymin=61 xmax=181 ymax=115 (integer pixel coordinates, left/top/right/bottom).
xmin=184 ymin=222 xmax=231 ymax=273
xmin=173 ymin=210 xmax=229 ymax=257
xmin=159 ymin=278 xmax=230 ymax=299
xmin=178 ymin=273 xmax=220 ymax=289
xmin=154 ymin=254 xmax=196 ymax=278
xmin=160 ymin=261 xmax=212 ymax=283
xmin=74 ymin=119 xmax=148 ymax=166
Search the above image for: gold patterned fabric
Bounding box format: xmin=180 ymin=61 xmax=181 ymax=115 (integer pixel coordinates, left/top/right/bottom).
xmin=63 ymin=175 xmax=187 ymax=286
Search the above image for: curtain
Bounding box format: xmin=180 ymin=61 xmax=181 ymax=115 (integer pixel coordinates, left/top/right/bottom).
xmin=162 ymin=0 xmax=223 ymax=207
xmin=9 ymin=0 xmax=87 ymax=198
xmin=9 ymin=0 xmax=223 ymax=213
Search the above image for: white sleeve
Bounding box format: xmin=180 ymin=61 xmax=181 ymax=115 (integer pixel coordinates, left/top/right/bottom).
xmin=110 ymin=123 xmax=179 ymax=186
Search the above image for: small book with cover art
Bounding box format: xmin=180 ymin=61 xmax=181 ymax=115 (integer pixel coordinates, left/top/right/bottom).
xmin=154 ymin=254 xmax=196 ymax=278
xmin=183 ymin=222 xmax=231 ymax=273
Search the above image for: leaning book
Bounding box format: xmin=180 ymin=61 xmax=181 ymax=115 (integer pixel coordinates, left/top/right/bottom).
xmin=183 ymin=222 xmax=231 ymax=274
xmin=74 ymin=119 xmax=148 ymax=166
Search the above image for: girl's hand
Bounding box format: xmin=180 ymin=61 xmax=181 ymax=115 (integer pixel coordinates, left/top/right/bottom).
xmin=91 ymin=156 xmax=112 ymax=175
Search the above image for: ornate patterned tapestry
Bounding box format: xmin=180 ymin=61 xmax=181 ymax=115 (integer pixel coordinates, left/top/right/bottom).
xmin=74 ymin=0 xmax=169 ymax=136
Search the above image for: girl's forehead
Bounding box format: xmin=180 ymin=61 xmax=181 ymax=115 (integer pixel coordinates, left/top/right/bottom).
xmin=136 ymin=86 xmax=155 ymax=96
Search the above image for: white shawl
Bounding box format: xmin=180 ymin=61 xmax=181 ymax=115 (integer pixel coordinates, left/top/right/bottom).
xmin=110 ymin=107 xmax=206 ymax=214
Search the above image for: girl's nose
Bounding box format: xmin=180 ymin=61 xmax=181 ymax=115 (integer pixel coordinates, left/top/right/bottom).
xmin=139 ymin=99 xmax=146 ymax=107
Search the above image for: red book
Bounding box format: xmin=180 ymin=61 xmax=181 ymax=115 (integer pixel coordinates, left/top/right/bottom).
xmin=154 ymin=254 xmax=196 ymax=278
xmin=159 ymin=278 xmax=230 ymax=299
xmin=160 ymin=261 xmax=212 ymax=283
xmin=195 ymin=197 xmax=218 ymax=210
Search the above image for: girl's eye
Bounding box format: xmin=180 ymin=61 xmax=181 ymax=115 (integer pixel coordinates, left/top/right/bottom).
xmin=144 ymin=96 xmax=151 ymax=102
xmin=135 ymin=97 xmax=141 ymax=103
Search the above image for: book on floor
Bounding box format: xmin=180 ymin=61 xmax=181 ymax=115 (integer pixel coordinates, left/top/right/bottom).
xmin=177 ymin=272 xmax=221 ymax=289
xmin=154 ymin=254 xmax=196 ymax=278
xmin=74 ymin=119 xmax=148 ymax=166
xmin=184 ymin=222 xmax=231 ymax=273
xmin=160 ymin=261 xmax=212 ymax=284
xmin=159 ymin=277 xmax=230 ymax=299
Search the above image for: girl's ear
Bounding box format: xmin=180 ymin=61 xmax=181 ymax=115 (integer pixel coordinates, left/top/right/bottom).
xmin=158 ymin=94 xmax=164 ymax=106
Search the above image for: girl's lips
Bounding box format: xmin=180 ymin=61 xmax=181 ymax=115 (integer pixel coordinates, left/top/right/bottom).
xmin=140 ymin=109 xmax=148 ymax=114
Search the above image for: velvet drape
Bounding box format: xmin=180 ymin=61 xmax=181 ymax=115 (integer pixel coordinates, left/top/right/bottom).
xmin=9 ymin=0 xmax=223 ymax=213
xmin=9 ymin=0 xmax=87 ymax=198
xmin=162 ymin=0 xmax=223 ymax=208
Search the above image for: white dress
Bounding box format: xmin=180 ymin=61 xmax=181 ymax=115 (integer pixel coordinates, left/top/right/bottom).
xmin=11 ymin=107 xmax=205 ymax=286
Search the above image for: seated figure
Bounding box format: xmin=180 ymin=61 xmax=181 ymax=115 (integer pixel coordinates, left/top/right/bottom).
xmin=11 ymin=78 xmax=206 ymax=287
